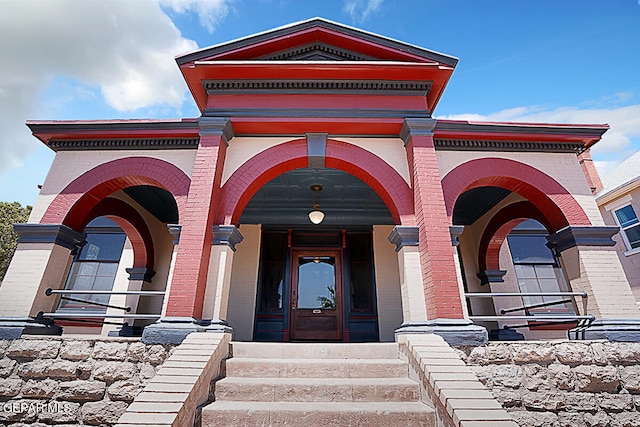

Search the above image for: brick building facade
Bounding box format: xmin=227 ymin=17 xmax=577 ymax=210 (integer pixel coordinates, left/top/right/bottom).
xmin=1 ymin=18 xmax=638 ymax=344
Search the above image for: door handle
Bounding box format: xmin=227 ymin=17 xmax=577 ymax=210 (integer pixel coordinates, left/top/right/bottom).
xmin=292 ymin=301 xmax=296 ymax=310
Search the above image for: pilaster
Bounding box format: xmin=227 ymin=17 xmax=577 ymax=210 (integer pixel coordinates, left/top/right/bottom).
xmin=0 ymin=224 xmax=85 ymax=338
xmin=401 ymin=118 xmax=466 ymax=320
xmin=164 ymin=118 xmax=233 ymax=320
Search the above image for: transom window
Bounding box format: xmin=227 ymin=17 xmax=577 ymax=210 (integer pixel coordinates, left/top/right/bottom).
xmin=614 ymin=204 xmax=640 ymax=250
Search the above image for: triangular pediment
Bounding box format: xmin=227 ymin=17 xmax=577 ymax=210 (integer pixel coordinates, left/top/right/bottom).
xmin=177 ymin=18 xmax=457 ymax=66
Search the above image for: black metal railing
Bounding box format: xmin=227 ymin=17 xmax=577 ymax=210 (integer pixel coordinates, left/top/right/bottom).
xmin=465 ymin=291 xmax=594 ymax=328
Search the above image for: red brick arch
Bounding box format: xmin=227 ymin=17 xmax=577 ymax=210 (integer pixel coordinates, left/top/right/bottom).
xmin=479 ymin=201 xmax=551 ymax=272
xmin=441 ymin=158 xmax=591 ymax=232
xmin=218 ymin=138 xmax=413 ymax=225
xmin=41 ymin=157 xmax=190 ymax=232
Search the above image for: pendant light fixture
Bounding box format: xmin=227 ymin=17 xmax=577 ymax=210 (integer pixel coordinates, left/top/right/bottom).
xmin=308 ymin=184 xmax=325 ymax=224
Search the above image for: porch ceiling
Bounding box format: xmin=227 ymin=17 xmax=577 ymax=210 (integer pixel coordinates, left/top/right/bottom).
xmin=453 ymin=186 xmax=511 ymax=225
xmin=239 ymin=168 xmax=394 ymax=226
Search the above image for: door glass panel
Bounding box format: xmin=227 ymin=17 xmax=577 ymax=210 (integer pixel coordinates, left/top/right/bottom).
xmin=297 ymin=256 xmax=336 ymax=309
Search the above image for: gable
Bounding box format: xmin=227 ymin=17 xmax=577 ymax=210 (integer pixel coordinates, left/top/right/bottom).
xmin=176 ymin=18 xmax=457 ymax=66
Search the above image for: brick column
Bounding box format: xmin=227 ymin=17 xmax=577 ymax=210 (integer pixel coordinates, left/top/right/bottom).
xmin=396 ymin=118 xmax=486 ymax=345
xmin=142 ymin=118 xmax=233 ymax=344
xmin=0 ymin=224 xmax=84 ymax=339
xmin=548 ymin=226 xmax=640 ymax=341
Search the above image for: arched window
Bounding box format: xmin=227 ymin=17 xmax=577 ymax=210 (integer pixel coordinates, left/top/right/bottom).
xmin=57 ymin=217 xmax=126 ymax=313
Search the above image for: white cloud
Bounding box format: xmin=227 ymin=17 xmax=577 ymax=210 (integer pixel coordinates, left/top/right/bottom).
xmin=343 ymin=0 xmax=384 ymax=23
xmin=160 ymin=0 xmax=234 ymax=33
xmin=0 ymin=0 xmax=235 ymax=176
xmin=438 ymin=104 xmax=640 ymax=175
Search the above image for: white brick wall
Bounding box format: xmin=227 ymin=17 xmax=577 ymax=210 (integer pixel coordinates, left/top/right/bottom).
xmin=372 ymin=225 xmax=403 ymax=342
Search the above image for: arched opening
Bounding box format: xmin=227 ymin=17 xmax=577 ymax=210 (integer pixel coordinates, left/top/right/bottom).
xmin=226 ymin=166 xmax=401 ymax=343
xmin=46 ymin=181 xmax=180 ymax=335
xmin=452 ymin=184 xmax=578 ymax=340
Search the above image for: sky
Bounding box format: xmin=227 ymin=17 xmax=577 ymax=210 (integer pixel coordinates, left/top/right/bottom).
xmin=1 ymin=0 xmax=639 ymax=206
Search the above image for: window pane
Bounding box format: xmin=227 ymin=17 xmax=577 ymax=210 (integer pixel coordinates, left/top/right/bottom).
xmin=514 ymin=264 xmax=536 ymax=278
xmin=78 ymin=233 xmax=126 ymax=261
xmin=615 ymin=205 xmax=639 ymax=228
xmin=297 ymin=256 xmax=336 ymax=309
xmin=625 ymin=224 xmax=640 ymax=249
xmin=97 ymin=262 xmax=119 ymax=276
xmin=347 ymin=233 xmax=373 ymax=312
xmin=534 ymin=264 xmax=557 ymax=279
xmin=508 ymin=235 xmax=555 ymax=263
xmin=76 ymin=262 xmax=99 ymax=276
xmin=259 ymin=232 xmax=286 ymax=311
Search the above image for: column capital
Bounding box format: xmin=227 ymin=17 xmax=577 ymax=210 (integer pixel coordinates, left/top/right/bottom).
xmin=449 ymin=225 xmax=464 ymax=246
xmin=400 ymin=118 xmax=437 ymax=146
xmin=167 ymin=224 xmax=182 ymax=245
xmin=476 ymin=269 xmax=508 ymax=285
xmin=198 ymin=117 xmax=234 ymax=146
xmin=212 ymin=225 xmax=244 ymax=251
xmin=14 ymin=224 xmax=85 ymax=251
xmin=126 ymin=267 xmax=156 ymax=283
xmin=388 ymin=226 xmax=419 ymax=252
xmin=547 ymin=225 xmax=618 ymax=253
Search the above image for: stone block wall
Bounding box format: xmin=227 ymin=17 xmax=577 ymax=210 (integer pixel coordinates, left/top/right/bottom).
xmin=0 ymin=336 xmax=174 ymax=426
xmin=456 ymin=341 xmax=640 ymax=427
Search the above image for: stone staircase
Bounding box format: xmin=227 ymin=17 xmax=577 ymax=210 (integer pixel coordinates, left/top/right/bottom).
xmin=201 ymin=342 xmax=436 ymax=426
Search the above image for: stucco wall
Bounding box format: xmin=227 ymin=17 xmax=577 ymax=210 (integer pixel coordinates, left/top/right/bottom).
xmin=457 ymin=340 xmax=640 ymax=427
xmin=0 ymin=336 xmax=175 ymax=426
xmin=226 ymin=224 xmax=261 ymax=341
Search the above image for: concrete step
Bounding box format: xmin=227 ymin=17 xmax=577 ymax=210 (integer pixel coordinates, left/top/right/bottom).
xmin=231 ymin=341 xmax=399 ymax=359
xmin=224 ymin=357 xmax=408 ymax=378
xmin=201 ymin=401 xmax=435 ymax=427
xmin=214 ymin=377 xmax=421 ymax=402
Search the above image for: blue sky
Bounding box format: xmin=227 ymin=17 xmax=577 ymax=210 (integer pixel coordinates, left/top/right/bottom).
xmin=1 ymin=0 xmax=639 ymax=206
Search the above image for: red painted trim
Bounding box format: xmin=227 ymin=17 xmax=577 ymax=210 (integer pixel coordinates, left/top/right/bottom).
xmin=182 ymin=61 xmax=451 ymax=112
xmin=218 ymin=139 xmax=412 ymax=226
xmin=82 ymin=198 xmax=155 ymax=271
xmin=231 ymin=117 xmax=405 ymax=136
xmin=441 ymin=158 xmax=591 ymax=232
xmin=206 ymin=93 xmax=429 ymax=111
xmin=41 ymin=157 xmax=190 ymax=232
xmin=479 ymin=201 xmax=551 ymax=272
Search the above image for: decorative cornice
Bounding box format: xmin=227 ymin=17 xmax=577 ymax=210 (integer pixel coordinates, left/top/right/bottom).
xmin=14 ymin=224 xmax=85 ymax=251
xmin=400 ymin=118 xmax=437 ymax=146
xmin=388 ymin=226 xmax=419 ymax=252
xmin=203 ymin=79 xmax=431 ymax=96
xmin=47 ymin=138 xmax=199 ymax=152
xmin=126 ymin=267 xmax=156 ymax=283
xmin=198 ymin=117 xmax=234 ymax=146
xmin=212 ymin=225 xmax=244 ymax=251
xmin=434 ymin=139 xmax=585 ymax=154
xmin=547 ymin=226 xmax=619 ymax=253
xmin=202 ymin=108 xmax=431 ymax=119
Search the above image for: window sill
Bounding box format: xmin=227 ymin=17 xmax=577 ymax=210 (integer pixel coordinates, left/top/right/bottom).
xmin=624 ymin=247 xmax=640 ymax=257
